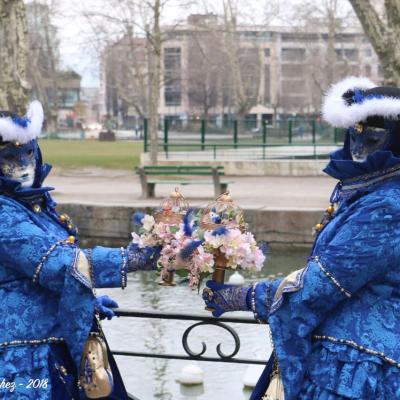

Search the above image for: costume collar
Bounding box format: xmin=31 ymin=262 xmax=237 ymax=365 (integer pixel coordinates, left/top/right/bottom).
xmin=324 ymin=150 xmax=400 ymax=204
xmin=323 ymin=149 xmax=400 ymax=180
xmin=0 ymin=163 xmax=54 ymax=207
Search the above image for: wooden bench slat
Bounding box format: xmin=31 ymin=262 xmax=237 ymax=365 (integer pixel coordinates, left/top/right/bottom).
xmin=148 ymin=180 xmax=234 ymax=185
xmin=145 ymin=172 xmax=225 ymax=176
xmin=137 ymin=165 xmax=230 ymax=199
xmin=143 ymin=170 xmax=224 ymax=174
xmin=143 ymin=165 xmax=224 ymax=169
xmin=143 ymin=166 xmax=224 ymax=174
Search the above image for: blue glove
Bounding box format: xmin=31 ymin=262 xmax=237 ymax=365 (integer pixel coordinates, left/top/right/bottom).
xmin=95 ymin=295 xmax=119 ymax=320
xmin=202 ymin=280 xmax=252 ymax=317
xmin=127 ymin=242 xmax=162 ymax=272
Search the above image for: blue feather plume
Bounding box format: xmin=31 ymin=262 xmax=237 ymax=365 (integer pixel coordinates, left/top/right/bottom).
xmin=211 ymin=226 xmax=228 ymax=236
xmin=132 ymin=211 xmax=146 ymax=226
xmin=180 ymin=240 xmax=204 ymax=260
xmin=12 ymin=116 xmax=30 ymax=128
xmin=258 ymin=240 xmax=269 ymax=256
xmin=183 ymin=209 xmax=194 ymax=236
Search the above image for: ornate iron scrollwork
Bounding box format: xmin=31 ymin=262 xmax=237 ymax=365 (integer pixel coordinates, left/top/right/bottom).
xmin=182 ymin=321 xmax=240 ymax=359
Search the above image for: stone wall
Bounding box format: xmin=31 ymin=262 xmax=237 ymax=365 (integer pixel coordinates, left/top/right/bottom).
xmin=59 ymin=203 xmax=322 ymax=249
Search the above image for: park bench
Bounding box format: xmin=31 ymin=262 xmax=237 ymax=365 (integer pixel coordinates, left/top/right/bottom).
xmin=137 ymin=165 xmax=232 ymax=198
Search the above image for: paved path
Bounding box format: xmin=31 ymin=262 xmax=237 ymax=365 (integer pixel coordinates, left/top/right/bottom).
xmin=47 ymin=167 xmax=336 ymax=210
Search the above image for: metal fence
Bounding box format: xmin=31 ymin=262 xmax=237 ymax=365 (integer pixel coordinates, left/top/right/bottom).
xmin=40 ymin=118 xmax=345 ymax=161
xmin=112 ymin=308 xmax=266 ymax=400
xmin=158 ymin=143 xmax=339 ymax=161
xmin=142 ymin=118 xmax=345 ymax=160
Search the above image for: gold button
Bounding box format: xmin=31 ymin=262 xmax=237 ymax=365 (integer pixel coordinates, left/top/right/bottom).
xmin=33 ymin=204 xmax=41 ymax=213
xmin=327 ymin=205 xmax=335 ymax=214
xmin=14 ymin=141 xmax=20 ymax=147
xmin=67 ymin=224 xmax=73 ymax=230
xmin=67 ymin=236 xmax=75 ymax=243
xmin=315 ymin=223 xmax=323 ymax=232
xmin=60 ymin=215 xmax=67 ymax=222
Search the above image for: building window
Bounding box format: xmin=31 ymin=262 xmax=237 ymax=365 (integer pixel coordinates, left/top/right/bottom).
xmin=264 ymin=64 xmax=270 ymax=104
xmin=164 ymin=47 xmax=182 ymax=106
xmin=264 ymin=48 xmax=270 ymax=57
xmin=335 ymin=48 xmax=358 ymax=61
xmin=364 ymin=48 xmax=372 ymax=57
xmin=164 ymin=47 xmax=181 ymax=69
xmin=59 ymin=89 xmax=79 ymax=108
xmin=164 ymin=82 xmax=182 ymax=106
xmin=281 ymin=64 xmax=305 ymax=78
xmin=281 ymin=48 xmax=306 ymax=62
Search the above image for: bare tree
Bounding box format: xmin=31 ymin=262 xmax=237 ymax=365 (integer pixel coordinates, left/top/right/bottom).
xmin=221 ymin=0 xmax=264 ymax=131
xmin=186 ymin=15 xmax=225 ymax=118
xmin=105 ymin=34 xmax=148 ymax=119
xmin=0 ymin=0 xmax=29 ymax=113
xmin=84 ymin=0 xmax=187 ymax=164
xmin=286 ymin=0 xmax=360 ymax=112
xmin=26 ymin=1 xmax=60 ymax=131
xmin=349 ymin=0 xmax=400 ymax=85
xmin=144 ymin=0 xmax=162 ymax=165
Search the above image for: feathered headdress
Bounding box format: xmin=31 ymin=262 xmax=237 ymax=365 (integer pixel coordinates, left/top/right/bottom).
xmin=322 ymin=76 xmax=400 ymax=128
xmin=0 ymin=101 xmax=44 ymax=143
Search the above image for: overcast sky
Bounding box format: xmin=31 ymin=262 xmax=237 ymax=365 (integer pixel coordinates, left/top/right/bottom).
xmin=31 ymin=0 xmax=355 ymax=88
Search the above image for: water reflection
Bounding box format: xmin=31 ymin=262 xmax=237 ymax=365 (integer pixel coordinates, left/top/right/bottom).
xmin=98 ymin=249 xmax=309 ymax=399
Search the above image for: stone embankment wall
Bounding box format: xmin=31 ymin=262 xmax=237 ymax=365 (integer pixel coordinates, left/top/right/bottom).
xmin=59 ymin=203 xmax=322 ymax=249
xmin=140 ymin=155 xmax=328 ymax=177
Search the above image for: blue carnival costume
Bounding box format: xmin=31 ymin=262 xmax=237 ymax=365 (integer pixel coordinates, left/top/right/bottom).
xmin=0 ymin=102 xmax=159 ymax=399
xmin=204 ymin=77 xmax=400 ymax=399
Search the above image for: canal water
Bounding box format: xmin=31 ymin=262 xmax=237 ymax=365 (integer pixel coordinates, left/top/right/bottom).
xmin=98 ymin=249 xmax=310 ymax=400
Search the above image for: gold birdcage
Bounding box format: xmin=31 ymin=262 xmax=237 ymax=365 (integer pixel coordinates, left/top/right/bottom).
xmin=154 ymin=187 xmax=190 ymax=225
xmin=200 ymin=191 xmax=246 ymax=232
xmin=155 ymin=188 xmax=190 ymax=286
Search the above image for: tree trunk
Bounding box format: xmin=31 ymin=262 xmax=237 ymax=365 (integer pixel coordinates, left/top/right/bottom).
xmin=147 ymin=0 xmax=161 ymax=165
xmin=0 ymin=0 xmax=29 ymax=113
xmin=326 ymin=0 xmax=337 ymax=85
xmin=349 ymin=0 xmax=400 ymax=86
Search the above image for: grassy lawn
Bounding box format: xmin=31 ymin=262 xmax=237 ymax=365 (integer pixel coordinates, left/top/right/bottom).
xmin=39 ymin=140 xmax=143 ymax=169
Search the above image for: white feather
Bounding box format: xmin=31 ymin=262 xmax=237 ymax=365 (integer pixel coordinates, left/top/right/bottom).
xmin=0 ymin=101 xmax=44 ymax=143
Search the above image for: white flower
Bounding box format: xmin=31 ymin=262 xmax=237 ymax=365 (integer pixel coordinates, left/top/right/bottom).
xmin=142 ymin=215 xmax=155 ymax=232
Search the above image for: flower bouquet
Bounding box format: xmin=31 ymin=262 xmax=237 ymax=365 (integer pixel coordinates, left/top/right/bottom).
xmin=179 ymin=192 xmax=267 ymax=288
xmin=131 ymin=188 xmax=192 ymax=286
xmin=131 ymin=191 xmax=266 ymax=289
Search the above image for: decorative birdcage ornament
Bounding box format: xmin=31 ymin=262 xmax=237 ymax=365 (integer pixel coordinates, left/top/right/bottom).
xmin=200 ymin=191 xmax=246 ymax=232
xmin=155 ymin=188 xmax=190 ymax=286
xmin=154 ymin=187 xmax=190 ymax=225
xmin=200 ymin=192 xmax=247 ymax=286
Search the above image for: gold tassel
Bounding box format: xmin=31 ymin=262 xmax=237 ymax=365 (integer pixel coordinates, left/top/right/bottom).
xmin=262 ymin=357 xmax=285 ymax=400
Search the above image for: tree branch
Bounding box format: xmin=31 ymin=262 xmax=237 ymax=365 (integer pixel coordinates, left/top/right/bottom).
xmin=348 ymin=0 xmax=390 ymax=56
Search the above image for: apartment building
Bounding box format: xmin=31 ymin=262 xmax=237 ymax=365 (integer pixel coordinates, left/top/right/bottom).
xmin=101 ymin=14 xmax=381 ymax=127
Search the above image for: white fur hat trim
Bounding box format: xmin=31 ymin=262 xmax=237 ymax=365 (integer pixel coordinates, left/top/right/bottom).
xmin=320 ymin=76 xmax=396 ymax=128
xmin=0 ymin=101 xmax=44 ymax=143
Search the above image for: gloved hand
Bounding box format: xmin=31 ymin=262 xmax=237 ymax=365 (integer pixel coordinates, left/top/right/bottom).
xmin=95 ymin=295 xmax=119 ymax=320
xmin=127 ymin=242 xmax=162 ymax=272
xmin=202 ymin=280 xmax=252 ymax=317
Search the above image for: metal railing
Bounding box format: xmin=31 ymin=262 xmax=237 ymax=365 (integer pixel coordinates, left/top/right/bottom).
xmin=112 ymin=308 xmax=265 ymax=364
xmin=157 ymin=142 xmax=338 ymax=160
xmin=143 ymin=118 xmax=346 ymax=153
xmin=111 ymin=308 xmax=266 ymax=400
